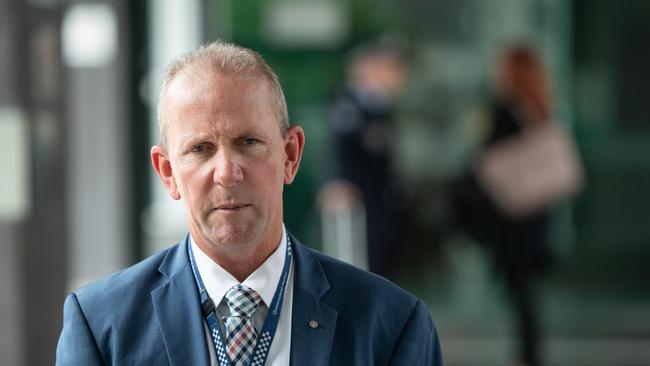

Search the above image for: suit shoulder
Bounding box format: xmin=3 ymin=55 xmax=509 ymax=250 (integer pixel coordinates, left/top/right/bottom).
xmin=293 ymin=244 xmax=442 ymax=365
xmin=307 ymin=246 xmax=417 ymax=306
xmin=74 ymin=244 xmax=180 ymax=307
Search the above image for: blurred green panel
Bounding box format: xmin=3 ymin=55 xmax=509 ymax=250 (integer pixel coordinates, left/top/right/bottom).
xmin=571 ymin=0 xmax=650 ymax=299
xmin=231 ymin=0 xmax=262 ymax=44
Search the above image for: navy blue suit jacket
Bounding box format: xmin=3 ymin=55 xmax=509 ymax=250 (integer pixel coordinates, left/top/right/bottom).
xmin=56 ymin=235 xmax=443 ymax=365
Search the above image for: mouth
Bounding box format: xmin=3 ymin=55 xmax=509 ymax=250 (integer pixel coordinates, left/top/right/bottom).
xmin=213 ymin=202 xmax=251 ymax=212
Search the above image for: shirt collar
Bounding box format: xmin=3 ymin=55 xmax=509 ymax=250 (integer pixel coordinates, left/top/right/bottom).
xmin=190 ymin=226 xmax=288 ymax=308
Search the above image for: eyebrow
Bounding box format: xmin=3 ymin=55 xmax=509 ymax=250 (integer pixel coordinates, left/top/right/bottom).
xmin=175 ymin=128 xmax=273 ymax=147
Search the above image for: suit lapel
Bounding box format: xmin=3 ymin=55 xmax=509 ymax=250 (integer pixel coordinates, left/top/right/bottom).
xmin=148 ymin=234 xmax=338 ymax=365
xmin=151 ymin=237 xmax=211 ymax=366
xmin=290 ymin=235 xmax=337 ymax=366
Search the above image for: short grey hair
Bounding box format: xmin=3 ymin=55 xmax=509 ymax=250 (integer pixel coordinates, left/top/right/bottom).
xmin=157 ymin=40 xmax=289 ymax=148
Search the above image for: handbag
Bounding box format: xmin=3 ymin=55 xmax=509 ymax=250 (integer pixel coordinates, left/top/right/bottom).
xmin=476 ymin=122 xmax=584 ymax=218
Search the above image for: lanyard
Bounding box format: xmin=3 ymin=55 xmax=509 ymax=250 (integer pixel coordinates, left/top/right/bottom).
xmin=188 ymin=236 xmax=293 ymax=366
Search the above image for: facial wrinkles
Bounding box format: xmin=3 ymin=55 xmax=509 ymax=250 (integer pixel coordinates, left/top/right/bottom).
xmin=166 ymin=72 xmax=283 ymax=184
xmin=172 ymin=120 xmax=279 ymax=214
xmin=164 ymin=70 xmax=284 ymax=145
xmin=157 ymin=71 xmax=296 ymax=280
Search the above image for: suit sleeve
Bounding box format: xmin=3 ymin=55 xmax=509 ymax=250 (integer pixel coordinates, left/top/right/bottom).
xmin=56 ymin=293 xmax=105 ymax=365
xmin=389 ymin=299 xmax=444 ymax=365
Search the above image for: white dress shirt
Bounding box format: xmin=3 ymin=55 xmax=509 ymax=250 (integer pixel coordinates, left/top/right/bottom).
xmin=191 ymin=226 xmax=294 ymax=366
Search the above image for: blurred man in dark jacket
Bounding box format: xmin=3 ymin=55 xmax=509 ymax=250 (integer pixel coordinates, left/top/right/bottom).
xmin=322 ymin=39 xmax=409 ymax=277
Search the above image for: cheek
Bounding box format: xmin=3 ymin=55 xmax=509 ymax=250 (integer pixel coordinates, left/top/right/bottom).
xmin=264 ymin=157 xmax=286 ymax=183
xmin=254 ymin=158 xmax=285 ymax=195
xmin=175 ymin=163 xmax=213 ymax=197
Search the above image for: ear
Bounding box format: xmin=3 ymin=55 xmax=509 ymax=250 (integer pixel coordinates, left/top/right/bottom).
xmin=283 ymin=125 xmax=305 ymax=185
xmin=151 ymin=145 xmax=181 ymax=200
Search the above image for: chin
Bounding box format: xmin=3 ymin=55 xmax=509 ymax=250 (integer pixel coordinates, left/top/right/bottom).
xmin=207 ymin=224 xmax=259 ymax=248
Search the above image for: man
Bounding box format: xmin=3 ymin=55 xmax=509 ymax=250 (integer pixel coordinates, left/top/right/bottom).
xmin=56 ymin=41 xmax=443 ymax=365
xmin=322 ymin=39 xmax=409 ymax=277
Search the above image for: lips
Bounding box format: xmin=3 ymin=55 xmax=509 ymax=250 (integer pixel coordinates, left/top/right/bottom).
xmin=214 ymin=202 xmax=250 ymax=211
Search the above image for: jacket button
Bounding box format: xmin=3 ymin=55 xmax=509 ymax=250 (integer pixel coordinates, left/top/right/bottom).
xmin=309 ymin=320 xmax=318 ymax=329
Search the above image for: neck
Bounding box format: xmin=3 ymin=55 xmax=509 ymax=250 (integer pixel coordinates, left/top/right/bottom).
xmin=193 ymin=229 xmax=283 ymax=282
xmin=214 ymin=253 xmax=274 ymax=283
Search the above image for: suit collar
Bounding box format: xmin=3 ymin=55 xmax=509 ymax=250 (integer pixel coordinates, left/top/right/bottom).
xmin=157 ymin=234 xmax=192 ymax=280
xmin=158 ymin=233 xmax=331 ymax=296
xmin=153 ymin=233 xmax=339 ymax=366
xmin=152 ymin=236 xmax=211 ymax=366
xmin=289 ymin=234 xmax=337 ymax=366
xmin=290 ymin=233 xmax=330 ymax=298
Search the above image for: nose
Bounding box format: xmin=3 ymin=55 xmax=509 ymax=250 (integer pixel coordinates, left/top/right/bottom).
xmin=212 ymin=148 xmax=244 ymax=187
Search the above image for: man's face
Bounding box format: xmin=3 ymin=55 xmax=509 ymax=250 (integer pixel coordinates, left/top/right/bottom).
xmin=153 ymin=71 xmax=303 ymax=260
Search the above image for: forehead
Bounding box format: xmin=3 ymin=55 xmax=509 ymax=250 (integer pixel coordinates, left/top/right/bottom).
xmin=167 ymin=70 xmax=275 ymax=121
xmin=168 ymin=68 xmax=267 ymax=105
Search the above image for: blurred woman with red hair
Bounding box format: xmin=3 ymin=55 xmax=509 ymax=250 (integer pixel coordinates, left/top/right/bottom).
xmin=486 ymin=46 xmax=555 ymax=366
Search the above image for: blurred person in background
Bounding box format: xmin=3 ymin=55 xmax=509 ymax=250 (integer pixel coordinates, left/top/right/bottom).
xmin=320 ymin=37 xmax=409 ymax=278
xmin=455 ymin=45 xmax=559 ymax=366
xmin=486 ymin=46 xmax=555 ymax=366
xmin=56 ymin=40 xmax=442 ymax=365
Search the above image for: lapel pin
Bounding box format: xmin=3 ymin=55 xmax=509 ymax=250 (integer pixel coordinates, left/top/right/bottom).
xmin=309 ymin=320 xmax=319 ymax=329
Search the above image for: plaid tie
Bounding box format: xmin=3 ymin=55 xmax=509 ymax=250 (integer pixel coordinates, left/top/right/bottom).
xmin=223 ymin=285 xmax=262 ymax=366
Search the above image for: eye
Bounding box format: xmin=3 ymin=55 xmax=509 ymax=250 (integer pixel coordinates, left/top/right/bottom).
xmin=241 ymin=138 xmax=259 ymax=146
xmin=189 ymin=144 xmax=210 ymax=153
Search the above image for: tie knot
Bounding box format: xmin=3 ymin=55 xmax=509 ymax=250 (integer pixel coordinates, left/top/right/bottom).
xmin=224 ymin=285 xmax=261 ymax=318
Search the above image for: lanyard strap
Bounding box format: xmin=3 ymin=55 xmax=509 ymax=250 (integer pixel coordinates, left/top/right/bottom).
xmin=188 ymin=236 xmax=293 ymax=366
